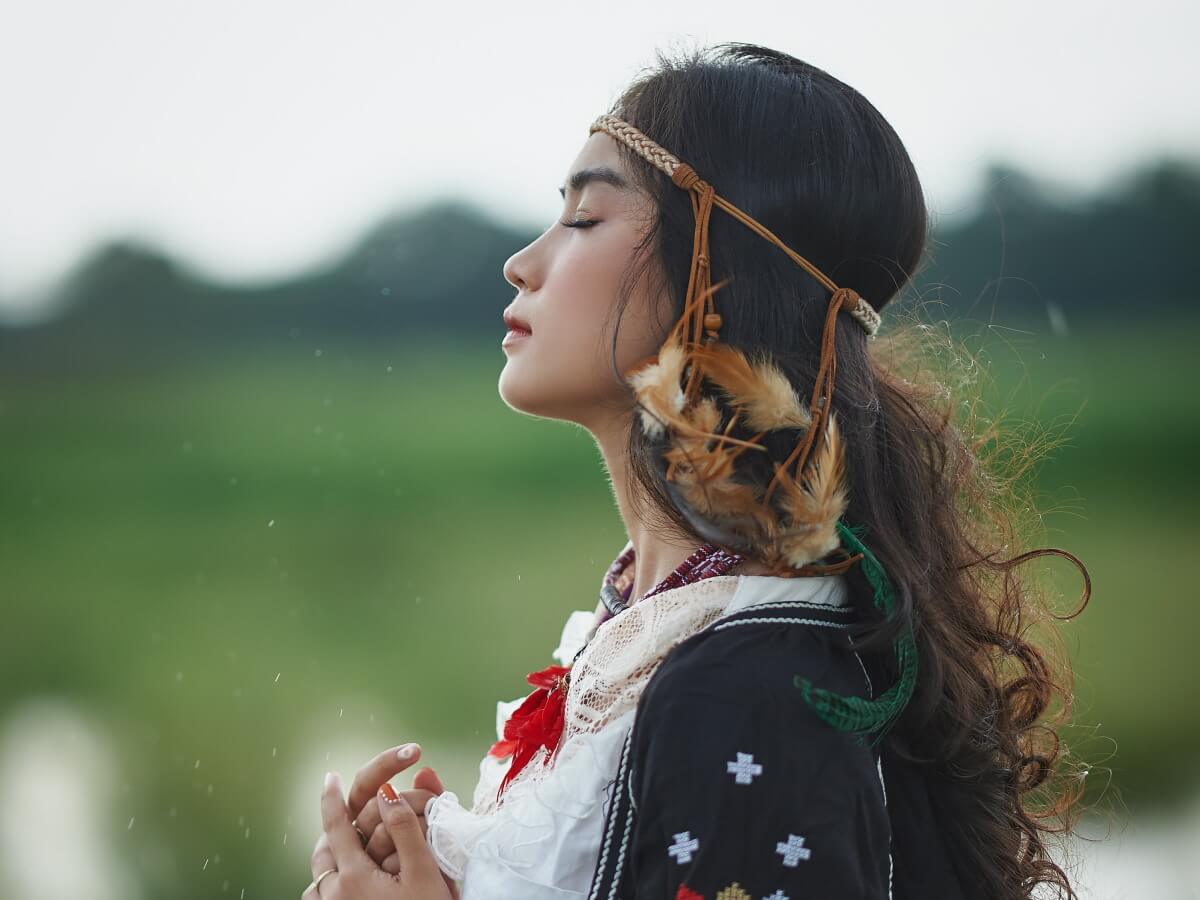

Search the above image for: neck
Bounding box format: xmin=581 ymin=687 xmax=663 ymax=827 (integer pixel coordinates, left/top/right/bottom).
xmin=590 ymin=415 xmax=702 ymax=604
xmin=589 ymin=414 xmax=775 ymax=603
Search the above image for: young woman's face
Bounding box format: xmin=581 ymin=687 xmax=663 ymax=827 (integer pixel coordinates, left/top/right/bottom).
xmin=499 ymin=132 xmax=667 ymax=431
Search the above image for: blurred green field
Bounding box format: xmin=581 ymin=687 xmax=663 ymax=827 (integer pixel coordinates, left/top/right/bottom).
xmin=1 ymin=316 xmax=1196 ymax=898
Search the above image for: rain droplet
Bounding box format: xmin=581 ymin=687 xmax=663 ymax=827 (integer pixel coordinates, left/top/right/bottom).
xmin=203 ymin=857 xmax=210 ymax=870
xmin=128 ymin=817 xmax=135 ymax=830
xmin=274 ymin=672 xmax=281 ymax=683
xmin=314 ymin=348 xmax=323 ymax=357
xmin=282 ymin=832 xmax=288 ymax=846
xmin=176 ymin=671 xmax=184 ymax=682
xmin=194 ymin=759 xmax=200 ymax=769
xmin=268 ymin=519 xmax=275 ymax=528
xmin=271 ymin=747 xmax=277 ymax=758
xmin=386 ymin=365 xmax=393 ymax=373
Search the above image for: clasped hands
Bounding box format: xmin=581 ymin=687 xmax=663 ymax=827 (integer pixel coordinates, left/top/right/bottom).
xmin=304 ymin=743 xmax=460 ymax=900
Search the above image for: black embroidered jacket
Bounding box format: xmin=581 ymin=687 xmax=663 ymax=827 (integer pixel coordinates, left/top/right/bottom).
xmin=586 ymin=599 xmax=970 ymax=900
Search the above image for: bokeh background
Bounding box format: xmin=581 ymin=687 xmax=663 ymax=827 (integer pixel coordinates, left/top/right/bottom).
xmin=2 ymin=2 xmax=1198 ymax=898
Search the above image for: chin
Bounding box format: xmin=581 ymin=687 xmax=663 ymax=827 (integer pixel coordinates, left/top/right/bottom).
xmin=497 ymin=363 xmax=548 ymax=416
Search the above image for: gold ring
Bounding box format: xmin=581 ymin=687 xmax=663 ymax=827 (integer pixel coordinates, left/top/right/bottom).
xmin=309 ymin=867 xmax=337 ymax=892
xmin=354 ymin=824 xmax=368 ymax=846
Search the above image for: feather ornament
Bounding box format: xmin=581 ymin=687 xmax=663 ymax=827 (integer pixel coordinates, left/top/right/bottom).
xmin=685 ymin=342 xmax=812 ymax=433
xmin=625 ymin=342 xmax=687 ymax=438
xmin=627 ymin=337 xmax=851 ymax=571
xmin=775 ymin=411 xmax=849 ymax=567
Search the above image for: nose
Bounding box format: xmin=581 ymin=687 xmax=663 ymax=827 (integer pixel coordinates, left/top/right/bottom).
xmin=503 ymin=228 xmax=547 ymax=292
xmin=502 ymin=246 xmax=530 ymax=292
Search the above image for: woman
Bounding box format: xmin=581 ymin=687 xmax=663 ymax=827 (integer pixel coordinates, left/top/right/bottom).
xmin=305 ymin=42 xmax=1091 ymax=900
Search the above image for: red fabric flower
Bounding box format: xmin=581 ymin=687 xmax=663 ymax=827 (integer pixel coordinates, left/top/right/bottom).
xmin=488 ymin=663 xmax=571 ymax=800
xmin=675 ymin=885 xmax=704 ymax=900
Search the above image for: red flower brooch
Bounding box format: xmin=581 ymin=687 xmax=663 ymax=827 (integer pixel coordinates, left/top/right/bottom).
xmin=487 ymin=662 xmax=571 ymax=801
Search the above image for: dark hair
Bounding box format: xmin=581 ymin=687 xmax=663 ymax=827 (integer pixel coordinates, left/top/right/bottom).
xmin=602 ymin=42 xmax=1093 ymax=899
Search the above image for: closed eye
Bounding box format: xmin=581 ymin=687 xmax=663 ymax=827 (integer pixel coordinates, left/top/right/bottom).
xmin=559 ymin=218 xmax=599 ymax=229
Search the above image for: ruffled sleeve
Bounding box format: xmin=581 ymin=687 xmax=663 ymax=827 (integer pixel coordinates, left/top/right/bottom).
xmin=424 ymin=608 xmax=613 ymax=900
xmin=623 ymin=624 xmax=893 ymax=899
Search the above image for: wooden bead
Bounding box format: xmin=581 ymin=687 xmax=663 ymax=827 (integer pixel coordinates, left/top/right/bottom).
xmin=703 ymin=313 xmax=722 ymax=332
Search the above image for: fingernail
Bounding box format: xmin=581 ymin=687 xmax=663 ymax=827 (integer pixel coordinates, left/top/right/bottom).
xmin=398 ymin=742 xmax=419 ymax=759
xmin=324 ymin=771 xmax=334 ymax=788
xmin=379 ymin=782 xmax=400 ymax=803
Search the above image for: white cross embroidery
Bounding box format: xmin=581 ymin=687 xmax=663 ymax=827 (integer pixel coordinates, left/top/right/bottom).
xmin=775 ymin=833 xmax=812 ymax=866
xmin=667 ymin=831 xmax=700 ymax=864
xmin=725 ymin=751 xmax=764 ymax=784
xmin=763 ymin=892 xmax=790 ymax=900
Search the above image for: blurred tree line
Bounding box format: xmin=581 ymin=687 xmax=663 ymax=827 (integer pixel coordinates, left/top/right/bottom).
xmin=1 ymin=154 xmax=1197 ymax=373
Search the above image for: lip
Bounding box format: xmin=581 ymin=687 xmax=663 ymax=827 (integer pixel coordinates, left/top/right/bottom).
xmin=503 ymin=307 xmax=533 ymax=334
xmin=502 ymin=328 xmax=531 ymax=348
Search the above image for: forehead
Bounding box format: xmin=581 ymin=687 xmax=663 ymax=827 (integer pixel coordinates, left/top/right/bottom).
xmin=560 ymin=131 xmax=640 ymax=193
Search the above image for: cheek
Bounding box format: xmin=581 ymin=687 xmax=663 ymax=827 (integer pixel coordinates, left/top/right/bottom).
xmin=498 ymin=269 xmax=624 ymax=415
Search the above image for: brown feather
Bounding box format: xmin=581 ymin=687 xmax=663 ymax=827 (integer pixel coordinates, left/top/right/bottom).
xmin=686 ymin=343 xmax=812 ymax=432
xmin=626 ymin=342 xmax=687 ymax=438
xmin=776 ymin=412 xmax=849 ymax=567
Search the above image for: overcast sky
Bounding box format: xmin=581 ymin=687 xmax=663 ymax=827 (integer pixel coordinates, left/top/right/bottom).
xmin=1 ymin=0 xmax=1196 ymax=322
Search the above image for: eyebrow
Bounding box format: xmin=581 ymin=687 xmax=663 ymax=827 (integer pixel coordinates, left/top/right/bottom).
xmin=558 ymin=166 xmax=633 ymax=198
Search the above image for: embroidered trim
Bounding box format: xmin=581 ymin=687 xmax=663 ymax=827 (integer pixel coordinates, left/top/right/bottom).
xmin=733 ymin=598 xmax=854 ymax=614
xmin=877 ymin=754 xmax=894 ymax=899
xmin=711 ymin=616 xmax=852 ymax=632
xmin=588 ymin=723 xmax=637 ymax=900
xmin=855 ymin=644 xmax=894 ymax=900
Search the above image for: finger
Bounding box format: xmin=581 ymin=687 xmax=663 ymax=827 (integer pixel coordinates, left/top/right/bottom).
xmin=356 ymin=788 xmax=436 ymax=848
xmin=320 ymin=771 xmax=370 ymax=873
xmin=382 ymin=850 xmax=401 ymax=875
xmin=310 ymin=832 xmax=336 ymax=880
xmin=377 ymin=782 xmax=439 ymax=879
xmin=411 ymin=766 xmax=445 ymax=795
xmin=346 ymin=742 xmax=422 ymax=819
xmin=354 ymin=794 xmax=383 ymax=840
xmin=365 ymin=789 xmax=436 ymax=863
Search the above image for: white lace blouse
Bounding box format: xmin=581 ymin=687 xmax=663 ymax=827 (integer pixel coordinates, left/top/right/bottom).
xmin=424 ymin=571 xmax=850 ymax=900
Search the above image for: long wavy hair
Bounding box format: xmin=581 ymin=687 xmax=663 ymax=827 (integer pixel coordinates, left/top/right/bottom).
xmin=602 ymin=42 xmax=1094 ymax=899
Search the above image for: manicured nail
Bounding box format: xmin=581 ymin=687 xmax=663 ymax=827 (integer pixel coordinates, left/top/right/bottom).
xmin=379 ymin=782 xmax=400 ymax=803
xmin=324 ymin=771 xmax=334 ymax=789
xmin=398 ymin=742 xmax=419 ymax=759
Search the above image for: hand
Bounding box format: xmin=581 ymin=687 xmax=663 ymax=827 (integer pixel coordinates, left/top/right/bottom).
xmin=304 ymin=768 xmax=455 ymax=900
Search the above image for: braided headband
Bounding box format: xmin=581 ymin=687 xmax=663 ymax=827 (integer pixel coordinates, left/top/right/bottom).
xmin=590 ymin=113 xmax=916 ymax=739
xmin=589 ymin=114 xmax=882 ymax=337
